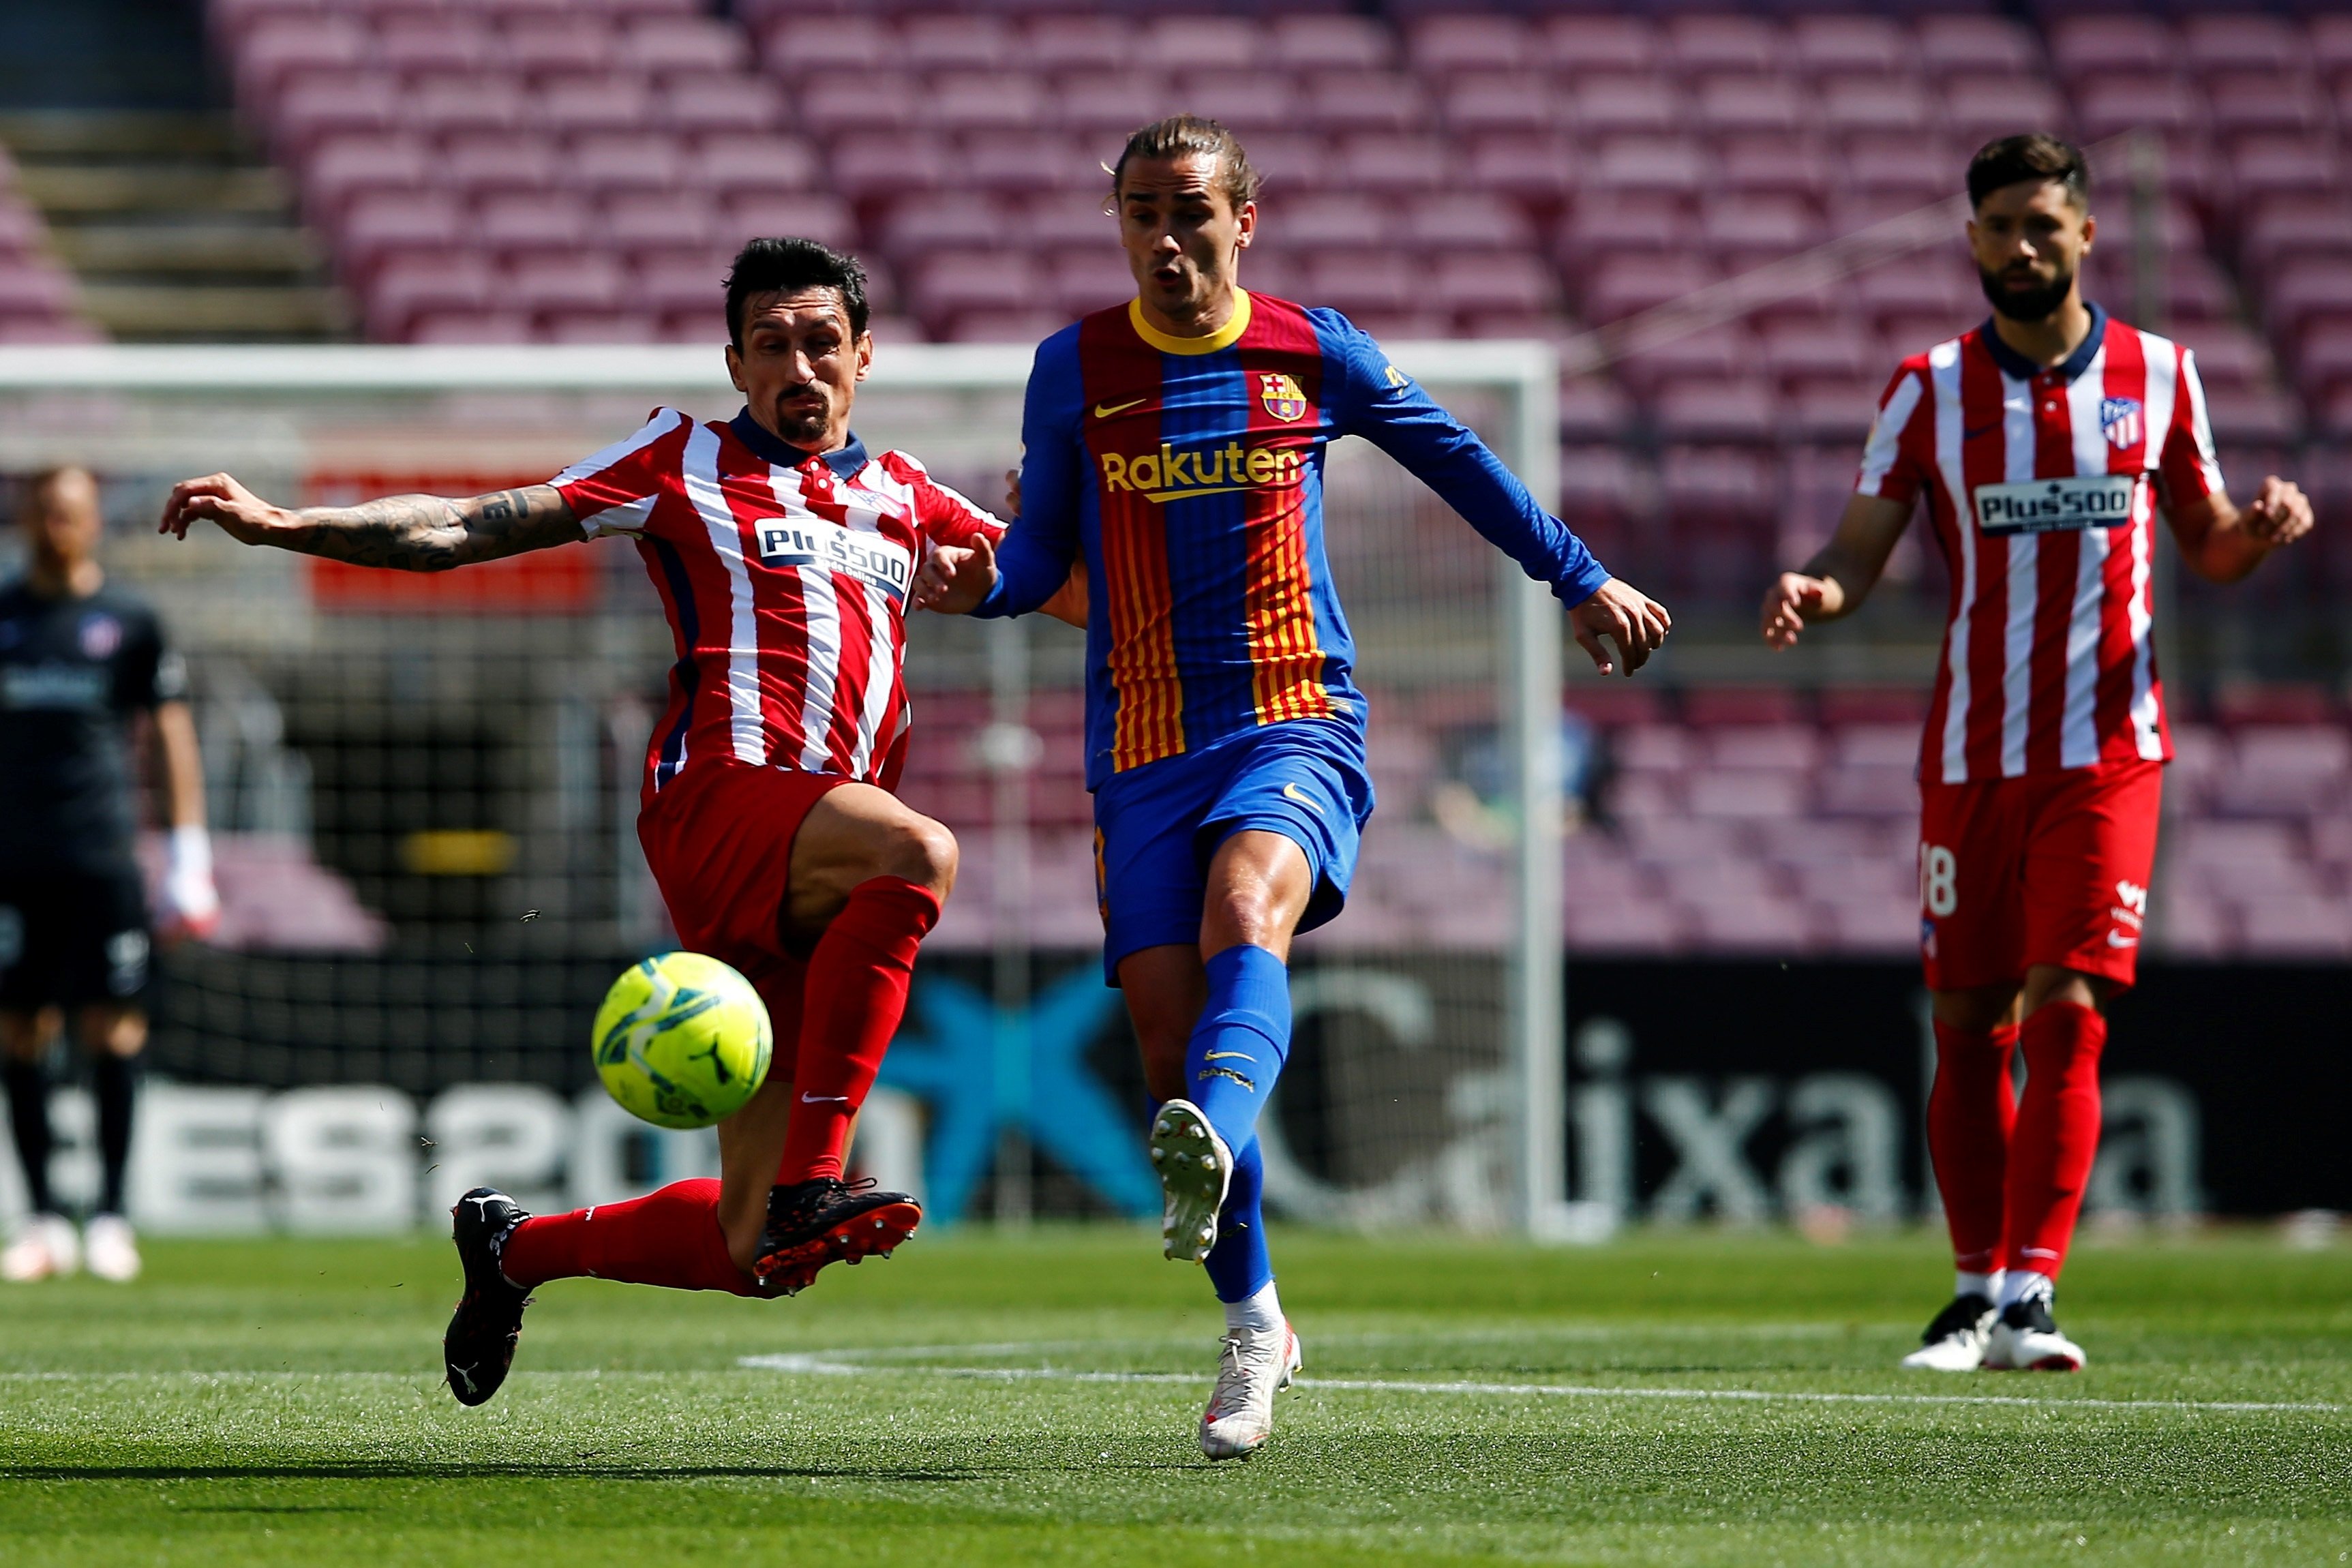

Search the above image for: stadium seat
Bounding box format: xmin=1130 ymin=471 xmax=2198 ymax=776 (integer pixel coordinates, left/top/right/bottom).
xmin=1655 ymin=380 xmax=1778 ymax=444
xmin=2179 ymin=14 xmax=2303 ymax=77
xmin=0 ymin=260 xmax=74 ymax=318
xmin=1614 ymin=326 xmax=1751 ymax=396
xmin=442 ymin=134 xmax=561 ymax=200
xmin=1587 ymin=136 xmax=1710 ymax=198
xmin=828 ymin=133 xmax=951 ymax=200
xmin=1693 ymin=76 xmax=1810 ymax=137
xmin=907 ymin=251 xmax=1042 ymax=324
xmin=379 ymin=15 xmax=495 ymax=75
xmin=1303 ymin=73 xmax=1431 ymax=136
xmin=367 ymin=250 xmax=497 ymax=339
xmin=509 ymin=250 xmax=627 ymax=318
xmin=1021 ymin=14 xmax=1127 ymax=73
xmin=603 ymin=191 xmax=714 ymax=252
xmin=1820 ymin=78 xmax=1935 ymax=138
xmin=2237 ymin=896 xmax=2352 ymax=959
xmin=757 ymin=14 xmax=892 ymax=81
xmin=234 ymin=16 xmax=370 ymax=103
xmin=798 ymin=74 xmax=920 ymax=136
xmin=476 ymin=191 xmax=594 ymax=255
xmin=1582 ymin=254 xmax=1717 ymax=322
xmin=535 ymin=74 xmax=654 ymax=136
xmin=336 ymin=190 xmax=465 ymax=275
xmin=1566 ymin=77 xmax=1682 ymax=138
xmin=1788 ymin=15 xmax=1908 ymax=77
xmin=1141 ymin=15 xmax=1263 ymax=72
xmin=693 ymin=133 xmax=819 ymax=200
xmin=1436 ymin=74 xmax=1558 ymax=138
xmin=1302 ymin=254 xmax=1417 ymax=316
xmin=1536 ymin=14 xmax=1658 ymax=74
xmin=1916 ymin=15 xmax=2042 ymax=76
xmin=1410 ymin=15 xmax=1530 ymax=76
xmin=1272 ymin=14 xmax=1394 ymax=72
xmin=1462 ymin=134 xmax=1576 ymax=204
xmin=898 ymin=13 xmax=1011 ymax=72
xmin=503 ymin=15 xmax=614 ymax=76
xmin=2047 ymin=16 xmax=2176 ymax=79
xmin=1662 ymin=14 xmax=1782 ymax=77
xmin=301 ymin=133 xmax=429 ymax=222
xmin=720 ymin=194 xmax=854 ymax=250
xmin=271 ymin=72 xmax=399 ymax=155
xmin=1941 ymin=76 xmax=2071 ymax=147
xmin=659 ymin=76 xmax=784 ymax=136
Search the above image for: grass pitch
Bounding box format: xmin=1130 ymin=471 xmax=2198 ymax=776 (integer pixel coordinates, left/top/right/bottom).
xmin=0 ymin=1225 xmax=2345 ymax=1566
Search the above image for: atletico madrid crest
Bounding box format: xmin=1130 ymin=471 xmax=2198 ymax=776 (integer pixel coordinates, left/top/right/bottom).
xmin=2100 ymin=396 xmax=2143 ymax=451
xmin=1258 ymin=373 xmax=1309 ymax=423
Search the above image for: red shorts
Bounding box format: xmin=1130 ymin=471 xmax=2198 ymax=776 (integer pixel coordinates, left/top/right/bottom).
xmin=1916 ymin=758 xmax=2163 ymax=993
xmin=635 ymin=759 xmax=845 ymax=1012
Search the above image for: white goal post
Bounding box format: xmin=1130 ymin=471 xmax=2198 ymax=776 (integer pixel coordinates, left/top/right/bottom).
xmin=0 ymin=339 xmax=1570 ymax=1239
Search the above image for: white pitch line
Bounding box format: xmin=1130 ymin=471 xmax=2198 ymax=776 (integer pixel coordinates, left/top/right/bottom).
xmin=736 ymin=1352 xmax=2345 ymax=1415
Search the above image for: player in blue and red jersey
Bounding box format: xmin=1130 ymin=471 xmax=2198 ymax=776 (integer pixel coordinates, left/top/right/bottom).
xmin=921 ymin=115 xmax=1670 ymax=1459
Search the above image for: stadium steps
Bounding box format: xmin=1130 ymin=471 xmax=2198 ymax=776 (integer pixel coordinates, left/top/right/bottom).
xmin=0 ymin=110 xmax=348 ymax=342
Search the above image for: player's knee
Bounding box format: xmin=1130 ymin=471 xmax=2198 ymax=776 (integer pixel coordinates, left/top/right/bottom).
xmin=883 ymin=815 xmax=958 ymax=897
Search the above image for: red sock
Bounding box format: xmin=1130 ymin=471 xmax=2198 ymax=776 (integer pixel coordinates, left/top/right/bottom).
xmin=775 ymin=876 xmax=939 ymax=1186
xmin=498 ymin=1179 xmax=759 ymax=1297
xmin=2003 ymin=1001 xmax=2107 ymax=1280
xmin=1927 ymin=1019 xmax=2019 ymax=1273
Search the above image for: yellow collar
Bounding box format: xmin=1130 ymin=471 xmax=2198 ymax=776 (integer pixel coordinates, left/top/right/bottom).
xmin=1128 ymin=290 xmax=1252 ymax=355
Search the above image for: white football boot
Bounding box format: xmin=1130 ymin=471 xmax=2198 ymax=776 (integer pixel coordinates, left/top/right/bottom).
xmin=1200 ymin=1319 xmax=1302 ymax=1461
xmin=3 ymin=1213 xmax=80 ymax=1282
xmin=1899 ymin=1293 xmax=1997 ymax=1372
xmin=1148 ymin=1100 xmax=1233 ymax=1263
xmin=83 ymin=1213 xmax=141 ymax=1283
xmin=1983 ymin=1296 xmax=2087 ymax=1372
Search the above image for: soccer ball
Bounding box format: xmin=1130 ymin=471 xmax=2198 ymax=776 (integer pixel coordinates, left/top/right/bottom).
xmin=592 ymin=952 xmax=773 ymax=1130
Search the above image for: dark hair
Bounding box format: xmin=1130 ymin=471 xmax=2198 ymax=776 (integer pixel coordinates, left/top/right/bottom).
xmin=1967 ymin=134 xmax=2090 ymax=210
xmin=1107 ymin=115 xmax=1262 ymax=213
xmin=723 ymin=237 xmax=869 ymax=348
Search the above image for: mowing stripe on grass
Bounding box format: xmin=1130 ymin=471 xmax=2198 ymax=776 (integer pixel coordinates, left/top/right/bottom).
xmin=736 ymin=1350 xmax=2345 ymax=1415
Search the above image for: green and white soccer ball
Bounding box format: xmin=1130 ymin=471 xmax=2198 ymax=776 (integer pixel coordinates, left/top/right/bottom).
xmin=592 ymin=952 xmax=773 ymax=1130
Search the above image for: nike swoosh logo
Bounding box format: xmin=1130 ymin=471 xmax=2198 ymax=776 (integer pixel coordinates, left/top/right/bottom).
xmin=800 ymin=1093 xmax=851 ymax=1104
xmin=2105 ymin=931 xmax=2138 ymax=948
xmin=1094 ymin=397 xmax=1148 ymax=419
xmin=1203 ymin=1051 xmax=1254 ymax=1063
xmin=1281 ymin=782 xmax=1323 ymax=813
xmin=1963 ymin=421 xmax=2002 ymax=440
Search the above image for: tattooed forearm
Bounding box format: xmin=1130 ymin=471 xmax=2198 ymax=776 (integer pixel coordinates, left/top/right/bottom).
xmin=285 ymin=485 xmax=580 ymax=571
xmin=288 ymin=495 xmax=469 ymax=571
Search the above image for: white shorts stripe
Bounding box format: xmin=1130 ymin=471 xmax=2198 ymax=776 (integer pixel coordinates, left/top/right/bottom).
xmin=682 ymin=422 xmax=767 ymax=767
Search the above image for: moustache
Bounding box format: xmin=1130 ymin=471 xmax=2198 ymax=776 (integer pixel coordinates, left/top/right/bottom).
xmin=1977 ymin=262 xmax=2075 ymax=325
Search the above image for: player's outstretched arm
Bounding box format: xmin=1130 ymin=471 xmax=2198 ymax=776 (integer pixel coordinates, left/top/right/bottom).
xmin=2167 ymin=474 xmax=2315 ymax=586
xmin=159 ymin=474 xmax=583 ymax=571
xmin=1760 ymin=494 xmax=1914 ymax=650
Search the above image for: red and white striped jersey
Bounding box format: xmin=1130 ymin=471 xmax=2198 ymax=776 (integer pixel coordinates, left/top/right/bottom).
xmin=1856 ymin=307 xmax=2222 ymax=783
xmin=551 ymin=406 xmax=1004 ymax=796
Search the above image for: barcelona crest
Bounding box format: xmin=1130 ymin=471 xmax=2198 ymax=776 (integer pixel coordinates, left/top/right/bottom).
xmin=1258 ymin=372 xmax=1309 ymax=423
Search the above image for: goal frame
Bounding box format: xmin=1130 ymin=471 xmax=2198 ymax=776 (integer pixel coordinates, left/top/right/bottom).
xmin=0 ymin=339 xmax=1570 ymax=1239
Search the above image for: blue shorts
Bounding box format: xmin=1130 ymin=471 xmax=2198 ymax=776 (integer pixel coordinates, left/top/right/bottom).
xmin=1091 ymin=721 xmax=1374 ymax=984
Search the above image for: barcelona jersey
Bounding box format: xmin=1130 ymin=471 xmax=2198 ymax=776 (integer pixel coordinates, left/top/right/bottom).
xmin=978 ymin=290 xmax=1610 ymax=789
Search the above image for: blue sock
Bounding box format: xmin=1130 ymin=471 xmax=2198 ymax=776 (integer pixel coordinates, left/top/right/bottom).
xmin=1183 ymin=944 xmax=1291 ymax=1155
xmin=1203 ymin=1135 xmax=1273 ymax=1303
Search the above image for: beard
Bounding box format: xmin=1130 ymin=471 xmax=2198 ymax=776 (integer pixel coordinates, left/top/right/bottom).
xmin=1978 ymin=262 xmax=2075 ymax=324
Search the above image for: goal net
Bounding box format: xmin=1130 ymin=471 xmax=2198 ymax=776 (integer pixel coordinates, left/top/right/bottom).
xmin=0 ymin=342 xmax=1567 ymax=1238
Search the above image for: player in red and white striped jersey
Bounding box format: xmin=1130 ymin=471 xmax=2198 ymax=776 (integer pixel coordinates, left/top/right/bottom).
xmin=161 ymin=239 xmax=1074 ymax=1404
xmin=1762 ymin=136 xmax=2312 ymax=1373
